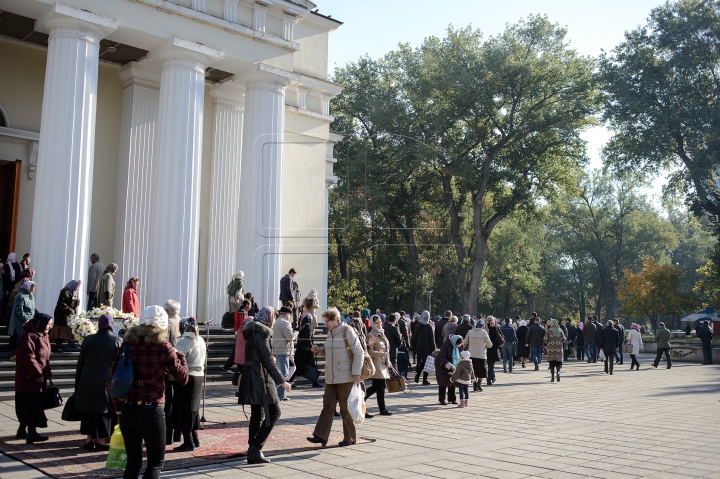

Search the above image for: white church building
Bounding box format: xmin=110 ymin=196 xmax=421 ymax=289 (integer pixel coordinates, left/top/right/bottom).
xmin=0 ymin=0 xmax=343 ymax=320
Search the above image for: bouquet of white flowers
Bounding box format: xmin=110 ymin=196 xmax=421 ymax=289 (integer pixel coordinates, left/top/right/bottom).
xmin=69 ymin=306 xmax=139 ymax=343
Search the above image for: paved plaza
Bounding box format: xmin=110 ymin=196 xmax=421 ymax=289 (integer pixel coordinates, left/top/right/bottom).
xmin=0 ymin=353 xmax=718 ymax=478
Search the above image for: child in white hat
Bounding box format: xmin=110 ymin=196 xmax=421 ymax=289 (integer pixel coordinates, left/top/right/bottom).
xmin=450 ymin=350 xmax=476 ymax=407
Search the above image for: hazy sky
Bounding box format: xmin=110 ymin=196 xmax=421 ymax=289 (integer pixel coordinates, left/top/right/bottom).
xmin=319 ymin=0 xmax=667 ymax=191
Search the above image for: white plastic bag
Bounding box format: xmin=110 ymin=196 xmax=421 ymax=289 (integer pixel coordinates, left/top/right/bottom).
xmin=347 ymin=383 xmax=365 ymax=426
xmin=598 ymin=350 xmax=606 ymax=361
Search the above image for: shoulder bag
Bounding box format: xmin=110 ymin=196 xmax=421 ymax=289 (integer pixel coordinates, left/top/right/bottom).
xmin=110 ymin=344 xmax=134 ymax=399
xmin=623 ymin=342 xmax=633 ymax=354
xmin=343 ymin=328 xmax=375 ymax=381
xmin=42 ymin=378 xmax=63 ymax=410
xmin=61 ymin=394 xmax=83 ymax=421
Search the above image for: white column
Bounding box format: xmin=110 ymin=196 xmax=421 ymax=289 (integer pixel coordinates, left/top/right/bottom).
xmin=146 ymin=38 xmax=221 ymax=314
xmin=206 ymin=85 xmax=244 ymax=323
xmin=321 ymin=177 xmax=334 ymax=313
xmin=237 ymin=70 xmax=292 ymax=308
xmin=114 ymin=64 xmax=160 ymax=309
xmin=223 ymin=0 xmax=239 ymax=22
xmin=30 ymin=5 xmax=116 ymax=311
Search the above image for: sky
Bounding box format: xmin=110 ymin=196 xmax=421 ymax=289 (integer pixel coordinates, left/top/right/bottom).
xmin=318 ymin=0 xmax=669 ymax=196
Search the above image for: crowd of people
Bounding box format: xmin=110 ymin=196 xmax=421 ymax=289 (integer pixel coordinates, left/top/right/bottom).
xmin=2 ymin=258 xmax=712 ymax=479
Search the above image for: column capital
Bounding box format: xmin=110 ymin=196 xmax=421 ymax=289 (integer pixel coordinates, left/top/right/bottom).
xmin=149 ymin=36 xmax=223 ymax=70
xmin=242 ymin=63 xmax=300 ymax=91
xmin=118 ymin=62 xmax=161 ymax=90
xmin=36 ymin=3 xmax=117 ymax=40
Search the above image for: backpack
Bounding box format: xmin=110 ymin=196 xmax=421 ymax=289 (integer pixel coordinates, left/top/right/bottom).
xmin=110 ymin=344 xmax=134 ymax=399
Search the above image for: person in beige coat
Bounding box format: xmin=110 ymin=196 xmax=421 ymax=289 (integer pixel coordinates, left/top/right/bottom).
xmin=308 ymin=308 xmax=364 ymax=448
xmin=463 ymin=319 xmax=492 ymax=391
xmin=272 ymin=307 xmax=296 ymax=400
xmin=627 ymin=323 xmax=643 ymax=370
xmin=364 ymin=315 xmax=392 ymax=418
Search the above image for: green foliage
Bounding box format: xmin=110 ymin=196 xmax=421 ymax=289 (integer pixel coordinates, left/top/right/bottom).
xmin=327 ymin=278 xmax=368 ymax=313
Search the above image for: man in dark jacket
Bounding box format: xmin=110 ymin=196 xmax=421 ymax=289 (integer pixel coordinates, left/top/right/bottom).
xmin=524 ymin=318 xmax=545 ymax=371
xmin=500 ymin=318 xmax=517 ymax=373
xmin=397 ymin=311 xmax=410 ymax=348
xmin=592 ymin=316 xmax=603 ymax=360
xmin=597 ymin=320 xmax=619 ymax=374
xmin=612 ymin=319 xmax=625 ymax=364
xmin=279 ymin=268 xmax=296 ymax=303
xmin=383 ymin=314 xmax=403 ymax=368
xmin=583 ymin=318 xmax=597 ymax=363
xmin=435 ymin=310 xmax=452 ymax=349
xmin=697 ymin=320 xmax=714 ymax=365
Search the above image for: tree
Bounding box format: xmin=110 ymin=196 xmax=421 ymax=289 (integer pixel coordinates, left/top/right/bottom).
xmin=617 ymin=257 xmax=698 ymax=330
xmin=327 ymin=278 xmax=368 ymax=313
xmin=600 ymin=0 xmax=720 ymax=217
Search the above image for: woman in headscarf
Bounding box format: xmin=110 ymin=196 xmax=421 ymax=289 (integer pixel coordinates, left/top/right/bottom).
xmin=171 ymin=317 xmax=207 ymax=452
xmin=51 ymin=279 xmax=82 ymax=351
xmin=463 ymin=318 xmax=492 ymax=391
xmin=299 ymin=289 xmax=320 ymax=331
xmin=75 ymin=314 xmax=122 ymax=450
xmin=435 ymin=334 xmax=463 ymax=405
xmin=486 ymin=317 xmax=502 ymax=385
xmin=413 ymin=311 xmax=435 ymax=385
xmin=237 ymin=306 xmax=291 ymax=464
xmin=227 ymin=271 xmax=244 ymax=314
xmin=516 ymin=320 xmax=530 ymax=367
xmin=96 ymin=263 xmax=118 ymax=307
xmin=543 ymin=319 xmax=567 ymax=382
xmin=4 ymin=268 xmax=34 ymax=326
xmin=9 ymin=281 xmax=36 ymax=361
xmin=122 ymin=277 xmax=140 ymax=317
xmin=364 ymin=315 xmax=392 ymax=417
xmin=294 ymin=313 xmax=321 ymax=387
xmin=109 ymin=305 xmax=188 ymax=479
xmin=442 ymin=315 xmax=459 ymax=342
xmin=2 ymin=252 xmax=22 ymax=301
xmin=15 ymin=312 xmax=53 ymax=444
xmin=627 ymin=323 xmax=643 ymax=370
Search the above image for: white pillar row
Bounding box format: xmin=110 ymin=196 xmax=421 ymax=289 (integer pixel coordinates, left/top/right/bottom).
xmin=237 ymin=68 xmax=294 ymax=308
xmin=113 ymin=63 xmax=160 ymax=309
xmin=30 ymin=4 xmax=116 ymax=311
xmin=205 ymin=84 xmax=244 ymax=323
xmin=146 ymin=38 xmax=222 ymax=315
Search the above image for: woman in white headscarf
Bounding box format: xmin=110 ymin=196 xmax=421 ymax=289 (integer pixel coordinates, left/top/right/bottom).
xmin=364 ymin=315 xmax=392 ymax=417
xmin=226 ymin=271 xmax=244 ymax=314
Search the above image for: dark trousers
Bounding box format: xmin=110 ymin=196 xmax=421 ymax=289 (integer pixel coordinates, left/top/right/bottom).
xmin=365 ymin=378 xmax=387 ymax=412
xmin=438 ymin=385 xmax=456 ymax=403
xmin=248 ymin=403 xmax=281 ymax=450
xmin=120 ymin=404 xmax=165 ymax=479
xmin=488 ymin=360 xmax=496 ymax=381
xmin=701 ymin=341 xmax=713 ymax=364
xmin=630 ymin=354 xmax=639 ymax=368
xmin=9 ymin=332 xmax=18 ymax=355
xmin=87 ymin=292 xmax=97 ymax=311
xmin=312 ymin=382 xmax=355 ymax=443
xmin=604 ymin=355 xmax=614 ymax=374
xmin=576 ymin=346 xmax=584 ymax=360
xmin=654 ymin=348 xmax=672 ymax=368
xmin=164 ymin=378 xmax=177 ymax=444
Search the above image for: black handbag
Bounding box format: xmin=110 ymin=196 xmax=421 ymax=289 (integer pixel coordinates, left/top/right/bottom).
xmin=42 ymin=379 xmax=63 ymax=410
xmin=231 ymin=370 xmax=241 ymax=386
xmin=221 ymin=311 xmax=235 ymax=329
xmin=61 ymin=394 xmax=83 ymax=421
xmin=303 ymin=366 xmax=319 ymax=383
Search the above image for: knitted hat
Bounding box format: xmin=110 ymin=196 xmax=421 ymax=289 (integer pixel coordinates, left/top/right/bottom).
xmin=460 ymin=350 xmax=470 ymax=359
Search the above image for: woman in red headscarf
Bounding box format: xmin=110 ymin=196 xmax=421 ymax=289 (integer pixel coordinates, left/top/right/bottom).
xmin=122 ymin=277 xmax=140 ymax=317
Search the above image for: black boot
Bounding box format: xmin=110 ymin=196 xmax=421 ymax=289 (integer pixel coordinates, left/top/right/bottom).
xmin=422 ymin=372 xmax=431 ymax=385
xmin=26 ymin=427 xmax=48 ymax=445
xmin=246 ymin=446 xmax=270 ymax=464
xmin=414 ymin=372 xmax=420 ymax=384
xmin=15 ymin=425 xmax=27 ymax=440
xmin=191 ymin=430 xmax=200 ymax=448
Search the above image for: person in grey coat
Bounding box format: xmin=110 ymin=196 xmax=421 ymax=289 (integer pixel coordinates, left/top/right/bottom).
xmin=86 ymin=254 xmax=105 ymax=310
xmin=74 ymin=314 xmax=122 ymax=450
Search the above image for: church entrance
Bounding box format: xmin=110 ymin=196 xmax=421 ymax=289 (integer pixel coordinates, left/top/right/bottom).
xmin=0 ymin=160 xmax=20 ymax=258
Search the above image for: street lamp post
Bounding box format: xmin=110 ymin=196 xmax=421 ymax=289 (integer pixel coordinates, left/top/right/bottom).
xmin=427 ymin=290 xmax=433 ymax=317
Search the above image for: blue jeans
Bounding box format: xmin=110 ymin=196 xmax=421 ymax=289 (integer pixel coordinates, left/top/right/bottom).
xmin=502 ymin=343 xmax=514 ymax=372
xmin=615 ymin=348 xmax=624 ymax=363
xmin=531 ymin=346 xmax=543 ymax=367
xmin=584 ymin=342 xmax=595 ymax=361
xmin=458 ymin=384 xmax=469 ymax=400
xmin=275 ymin=355 xmax=289 ymax=399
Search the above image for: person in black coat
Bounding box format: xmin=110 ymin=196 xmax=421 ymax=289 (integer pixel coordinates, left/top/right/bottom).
xmin=383 ymin=314 xmax=402 ymax=368
xmin=516 ymin=320 xmax=530 ymax=367
xmin=278 ymin=269 xmax=295 ymax=303
xmin=612 ymin=319 xmax=625 ymax=365
xmin=414 ymin=311 xmax=435 ymax=385
xmin=455 ymin=315 xmax=473 ymax=340
xmin=697 ymin=321 xmax=714 ymax=365
xmin=565 ymin=319 xmax=577 ymax=361
xmin=237 ymin=306 xmax=291 ymax=464
xmin=74 ymin=314 xmax=122 ymax=450
xmin=597 ymin=321 xmax=619 ymax=375
xmin=525 ymin=318 xmax=546 ymax=370
xmin=486 ymin=319 xmax=502 ymax=385
xmin=294 ymin=314 xmax=321 ymax=387
xmin=397 ymin=311 xmax=410 ymax=348
xmin=434 ymin=311 xmax=451 ymax=349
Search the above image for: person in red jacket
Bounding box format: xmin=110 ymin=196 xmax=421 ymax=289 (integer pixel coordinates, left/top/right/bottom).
xmin=122 ymin=277 xmax=140 ymax=318
xmin=15 ymin=312 xmax=53 ymax=444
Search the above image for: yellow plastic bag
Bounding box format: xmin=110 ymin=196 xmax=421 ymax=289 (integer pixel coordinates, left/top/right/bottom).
xmin=106 ymin=425 xmax=127 ymax=469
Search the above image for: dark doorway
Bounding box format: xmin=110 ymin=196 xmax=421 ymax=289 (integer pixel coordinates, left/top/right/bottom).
xmin=0 ymin=160 xmax=20 ymax=258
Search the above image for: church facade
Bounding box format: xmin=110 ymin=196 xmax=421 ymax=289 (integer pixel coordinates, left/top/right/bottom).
xmin=0 ymin=0 xmax=342 ymax=320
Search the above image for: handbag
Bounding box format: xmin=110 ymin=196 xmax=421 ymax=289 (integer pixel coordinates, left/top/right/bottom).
xmin=221 ymin=311 xmax=235 ymax=329
xmin=61 ymin=394 xmax=83 ymax=421
xmin=422 ymin=354 xmax=436 ymax=373
xmin=386 ymin=367 xmax=407 ymax=393
xmin=623 ymin=343 xmax=633 ymax=354
xmin=231 ymin=370 xmax=241 ymax=386
xmin=303 ymin=365 xmax=320 ymax=383
xmin=42 ymin=378 xmax=63 ymax=410
xmin=343 ymin=328 xmax=376 ymax=380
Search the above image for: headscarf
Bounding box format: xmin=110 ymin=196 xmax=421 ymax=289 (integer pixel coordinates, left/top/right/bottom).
xmin=98 ymin=314 xmax=114 ymax=331
xmin=227 ymin=271 xmax=244 ymax=296
xmin=306 ymin=289 xmax=318 ymax=300
xmin=549 ymin=318 xmax=561 ymax=335
xmin=458 ymin=316 xmax=466 ymax=326
xmin=519 ymin=320 xmax=527 ymax=327
xmin=361 ymin=308 xmax=371 ymax=319
xmin=6 ymin=253 xmax=16 ymax=280
xmin=420 ymin=310 xmax=430 ymax=325
xmin=475 ymin=318 xmax=487 ymax=331
xmin=254 ymin=306 xmax=274 ymax=326
xmin=31 ymin=312 xmax=52 ymax=333
xmin=63 ymin=279 xmax=82 ymax=299
xmin=180 ymin=316 xmax=198 ymax=334
xmin=125 ymin=277 xmax=139 ymax=289
xmin=140 ymin=305 xmax=168 ymax=330
xmin=105 ymin=263 xmax=119 ymax=274
xmin=21 ymin=281 xmax=35 ymax=293
xmin=450 ymin=334 xmax=463 ymax=366
xmin=18 ymin=268 xmax=34 ymax=281
xmin=631 ymin=323 xmax=640 ymax=332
